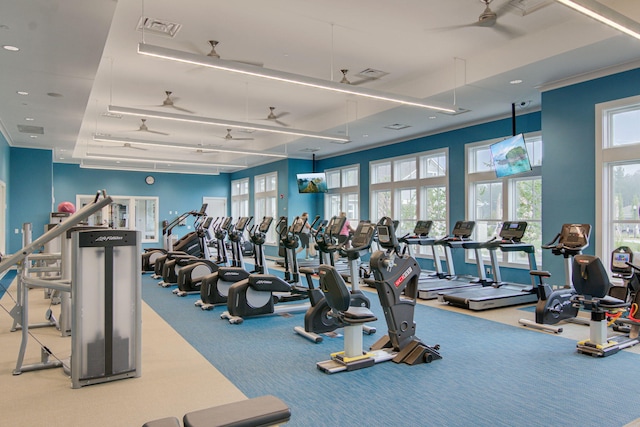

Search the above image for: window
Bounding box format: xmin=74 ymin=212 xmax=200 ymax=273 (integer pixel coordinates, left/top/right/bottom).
xmin=324 ymin=165 xmax=359 ymax=225
xmin=254 ymin=172 xmax=278 ymax=244
xmin=76 ymin=195 xmax=159 ymax=243
xmin=370 ymin=149 xmax=449 ymax=254
xmin=466 ymin=134 xmax=542 ymax=267
xmin=231 ymin=178 xmax=249 ymax=219
xmin=596 ymin=96 xmax=640 ymax=262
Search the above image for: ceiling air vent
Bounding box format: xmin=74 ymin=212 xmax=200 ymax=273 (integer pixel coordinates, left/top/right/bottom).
xmin=136 ymin=17 xmax=182 ymax=38
xmin=17 ymin=124 xmax=44 ymax=134
xmin=356 ymin=68 xmax=389 ymax=80
xmin=299 ymin=148 xmax=320 ymax=152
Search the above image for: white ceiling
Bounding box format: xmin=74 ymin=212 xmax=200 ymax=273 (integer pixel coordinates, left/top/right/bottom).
xmin=2 ymin=0 xmax=640 ymax=174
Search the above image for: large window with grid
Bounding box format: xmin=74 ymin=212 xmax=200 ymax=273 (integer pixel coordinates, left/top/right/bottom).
xmin=325 ymin=165 xmax=359 ymax=225
xmin=466 ymin=134 xmax=543 ymax=267
xmin=369 ymin=149 xmax=448 ymax=255
xmin=596 ymin=96 xmax=640 ymax=263
xmin=230 ymin=178 xmax=249 ymax=221
xmin=254 ymin=172 xmax=278 ymax=244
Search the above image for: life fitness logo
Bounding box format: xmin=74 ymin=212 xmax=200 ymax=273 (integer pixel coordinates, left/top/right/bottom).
xmin=394 ymin=266 xmax=413 ymax=288
xmin=95 ymin=235 xmax=124 ymax=242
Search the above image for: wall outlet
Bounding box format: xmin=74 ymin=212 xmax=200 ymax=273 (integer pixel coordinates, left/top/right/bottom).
xmin=486 ymin=267 xmax=491 ymax=275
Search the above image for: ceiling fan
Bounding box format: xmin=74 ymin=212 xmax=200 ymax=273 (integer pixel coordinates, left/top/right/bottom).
xmin=217 ymin=129 xmax=254 ymax=141
xmin=261 ymin=107 xmax=290 ymax=127
xmin=127 ymin=118 xmax=169 ymax=136
xmin=432 ymin=0 xmax=523 ymax=37
xmin=154 ymin=91 xmax=195 ymax=114
xmin=121 ymin=142 xmax=147 ymax=151
xmin=339 ymin=69 xmax=376 ymax=86
xmin=188 ymin=40 xmax=264 ymax=67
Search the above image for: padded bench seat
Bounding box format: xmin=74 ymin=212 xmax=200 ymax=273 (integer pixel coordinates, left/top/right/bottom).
xmin=143 ymin=395 xmax=290 ymax=427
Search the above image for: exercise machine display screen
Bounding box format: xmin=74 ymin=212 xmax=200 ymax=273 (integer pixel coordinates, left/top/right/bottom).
xmin=413 ymin=220 xmax=433 ymax=236
xmin=327 ymin=216 xmax=346 ymax=237
xmin=258 ymin=217 xmax=273 ymax=233
xmin=611 ymin=246 xmax=633 ymax=274
xmin=499 ymin=221 xmax=527 ymax=241
xmin=560 ymin=224 xmax=591 ymax=248
xmin=451 ymin=221 xmax=475 ymax=238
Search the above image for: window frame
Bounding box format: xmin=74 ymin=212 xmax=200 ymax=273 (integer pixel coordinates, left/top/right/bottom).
xmin=324 ymin=164 xmax=360 ymax=224
xmin=254 ymin=172 xmax=278 ymax=245
xmin=369 ymin=148 xmax=449 ymax=256
xmin=596 ymin=95 xmax=640 ymax=264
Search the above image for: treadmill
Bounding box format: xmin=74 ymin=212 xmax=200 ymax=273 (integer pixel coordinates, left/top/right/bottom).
xmin=437 ymin=221 xmax=539 ymax=310
xmin=398 ymin=220 xmax=439 ymax=281
xmin=416 ymin=220 xmax=482 ymax=300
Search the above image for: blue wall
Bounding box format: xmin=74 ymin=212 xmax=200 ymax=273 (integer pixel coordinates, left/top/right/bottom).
xmin=541 ymin=67 xmax=640 ymax=279
xmin=52 ymin=163 xmax=230 ymax=250
xmin=8 ymin=148 xmax=53 ymax=253
xmin=0 ymin=132 xmax=9 ymax=253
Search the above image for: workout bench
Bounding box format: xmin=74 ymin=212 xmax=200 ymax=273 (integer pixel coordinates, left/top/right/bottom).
xmin=142 ymin=395 xmax=291 ymax=427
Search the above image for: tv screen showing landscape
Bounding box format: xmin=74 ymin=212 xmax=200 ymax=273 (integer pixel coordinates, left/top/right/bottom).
xmin=296 ymin=172 xmax=328 ymax=193
xmin=489 ymin=134 xmax=532 ymax=178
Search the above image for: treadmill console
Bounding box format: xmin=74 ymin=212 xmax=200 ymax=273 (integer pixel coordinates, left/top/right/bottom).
xmin=499 ymin=221 xmax=527 ymax=242
xmin=413 ymin=220 xmax=433 ymax=236
xmin=451 ymin=221 xmax=475 ymax=239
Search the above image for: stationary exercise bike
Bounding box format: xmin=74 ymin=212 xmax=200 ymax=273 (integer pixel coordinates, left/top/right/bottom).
xmin=518 ymin=223 xmax=591 ymax=333
xmin=294 ymin=217 xmax=376 ymax=343
xmin=571 ymin=254 xmax=640 ymax=357
xmin=316 ymin=217 xmax=441 ymax=374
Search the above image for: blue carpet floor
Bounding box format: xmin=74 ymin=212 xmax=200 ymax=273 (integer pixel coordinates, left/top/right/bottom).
xmin=0 ymin=270 xmax=16 ymax=300
xmin=142 ymin=274 xmax=640 ymax=427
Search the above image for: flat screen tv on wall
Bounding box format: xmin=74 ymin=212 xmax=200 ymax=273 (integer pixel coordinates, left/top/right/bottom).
xmin=296 ymin=172 xmax=328 ymax=193
xmin=489 ymin=133 xmax=532 ymax=178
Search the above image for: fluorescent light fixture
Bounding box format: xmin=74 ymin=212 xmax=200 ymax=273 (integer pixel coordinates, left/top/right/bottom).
xmin=80 ymin=161 xmax=220 ymax=175
xmin=556 ymin=0 xmax=640 ymax=41
xmin=108 ymin=105 xmax=351 ymax=143
xmin=92 ymin=134 xmax=287 ymax=158
xmin=137 ymin=43 xmax=461 ymax=114
xmin=85 ymin=152 xmax=248 ymax=169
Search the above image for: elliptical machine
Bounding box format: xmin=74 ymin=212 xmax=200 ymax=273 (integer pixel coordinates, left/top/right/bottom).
xmin=518 ymin=223 xmax=591 ymax=333
xmin=316 ymin=217 xmax=441 ymax=374
xmin=294 ymin=217 xmax=376 ymax=343
xmin=220 ymin=216 xmax=312 ymax=324
xmin=195 ymin=216 xmax=272 ymax=310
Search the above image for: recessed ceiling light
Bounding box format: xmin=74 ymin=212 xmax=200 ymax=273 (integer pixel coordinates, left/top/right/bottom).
xmin=3 ymin=45 xmax=19 ymax=51
xmin=29 ymin=135 xmax=37 ymax=138
xmin=362 ymin=134 xmax=369 ymax=138
xmin=510 ymin=79 xmax=523 ymax=85
xmin=429 ymin=116 xmax=437 ymax=120
xmin=17 ymin=91 xmax=28 ymax=96
xmin=25 ymin=117 xmax=34 ymax=121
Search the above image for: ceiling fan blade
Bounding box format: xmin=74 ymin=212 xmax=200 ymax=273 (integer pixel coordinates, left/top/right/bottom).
xmin=170 ymin=105 xmax=196 ymax=114
xmin=274 ymin=111 xmax=290 ymax=119
xmin=492 ymin=23 xmax=524 ymax=37
xmin=231 ymin=137 xmax=254 ymax=141
xmin=274 ymin=119 xmax=290 ymax=127
xmin=144 ymin=129 xmax=170 ymax=136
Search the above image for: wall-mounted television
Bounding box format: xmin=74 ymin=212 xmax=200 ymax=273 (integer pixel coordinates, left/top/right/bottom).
xmin=296 ymin=172 xmax=328 ymax=193
xmin=489 ymin=134 xmax=532 ymax=178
